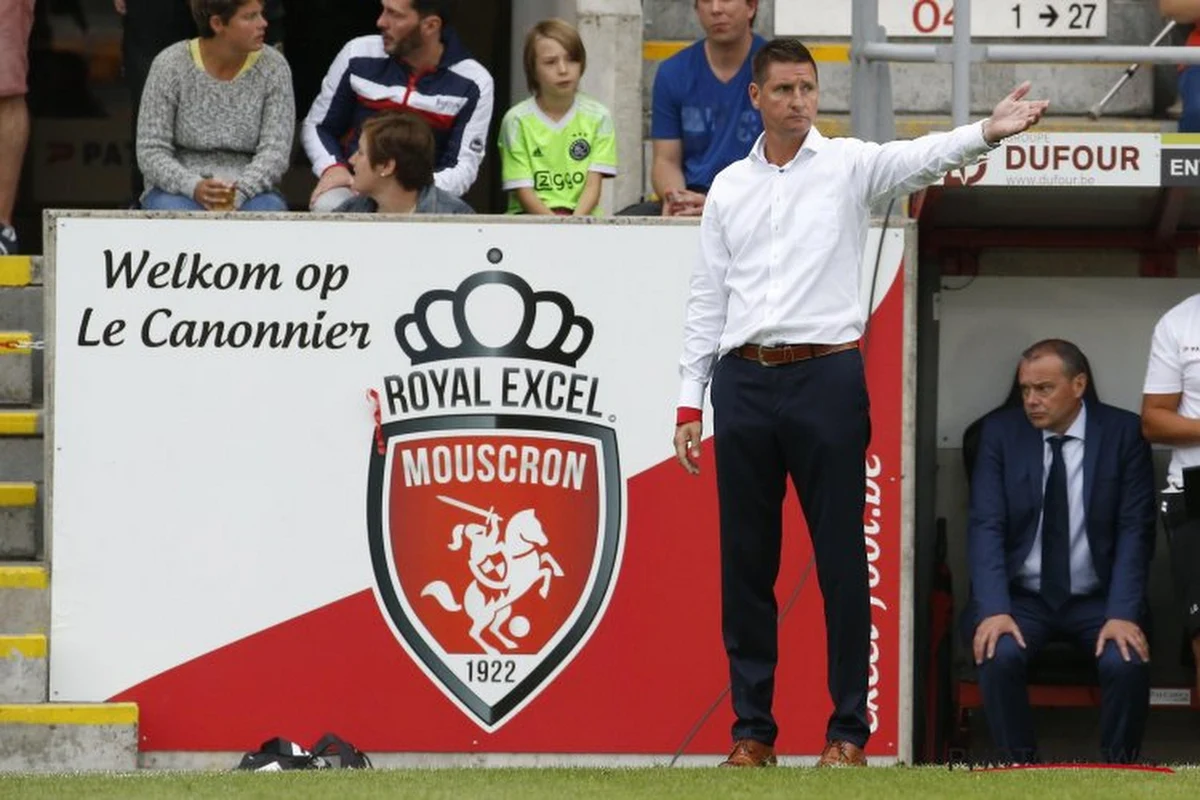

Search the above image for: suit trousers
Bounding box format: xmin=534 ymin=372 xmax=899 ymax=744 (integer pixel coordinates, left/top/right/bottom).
xmin=976 ymin=591 xmax=1149 ymax=763
xmin=710 ymin=348 xmax=872 ymax=748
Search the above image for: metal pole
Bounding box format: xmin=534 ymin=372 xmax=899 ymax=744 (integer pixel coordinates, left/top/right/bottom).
xmin=859 ymin=42 xmax=1200 ymax=66
xmin=850 ymin=0 xmax=879 ymax=140
xmin=952 ymin=0 xmax=971 ymax=125
xmin=1088 ymin=21 xmax=1177 ymax=119
xmin=982 ymin=43 xmax=1200 ymax=63
xmin=861 ymin=43 xmax=940 ymax=62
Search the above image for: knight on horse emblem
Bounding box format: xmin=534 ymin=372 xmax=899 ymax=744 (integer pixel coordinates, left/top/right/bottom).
xmin=420 ymin=495 xmax=565 ymax=655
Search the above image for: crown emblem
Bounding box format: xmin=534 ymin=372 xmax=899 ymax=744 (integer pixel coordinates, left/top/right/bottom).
xmin=395 ymin=271 xmax=594 ymax=366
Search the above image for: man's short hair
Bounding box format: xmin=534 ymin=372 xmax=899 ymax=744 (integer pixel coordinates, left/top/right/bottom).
xmin=752 ymin=37 xmax=819 ymax=86
xmin=694 ymin=0 xmax=758 ymax=28
xmin=413 ymin=0 xmax=456 ymax=26
xmin=1021 ymin=338 xmax=1089 ymax=379
xmin=190 ymin=0 xmax=257 ymax=38
xmin=361 ymin=112 xmax=436 ymax=192
xmin=522 ymin=18 xmax=586 ymax=94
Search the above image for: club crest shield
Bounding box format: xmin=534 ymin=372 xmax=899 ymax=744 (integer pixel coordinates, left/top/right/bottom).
xmin=367 ymin=268 xmax=624 ymax=731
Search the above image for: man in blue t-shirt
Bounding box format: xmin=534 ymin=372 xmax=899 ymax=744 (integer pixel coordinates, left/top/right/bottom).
xmin=620 ymin=0 xmax=763 ymax=217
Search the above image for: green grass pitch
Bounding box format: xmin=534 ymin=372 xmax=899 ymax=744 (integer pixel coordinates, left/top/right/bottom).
xmin=0 ymin=766 xmax=1197 ymax=800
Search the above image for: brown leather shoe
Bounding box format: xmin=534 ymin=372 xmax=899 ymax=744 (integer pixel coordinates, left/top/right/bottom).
xmin=815 ymin=740 xmax=867 ymax=767
xmin=719 ymin=739 xmax=777 ymax=767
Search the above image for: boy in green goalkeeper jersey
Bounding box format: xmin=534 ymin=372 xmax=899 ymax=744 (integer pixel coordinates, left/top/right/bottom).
xmin=498 ymin=18 xmax=617 ymax=215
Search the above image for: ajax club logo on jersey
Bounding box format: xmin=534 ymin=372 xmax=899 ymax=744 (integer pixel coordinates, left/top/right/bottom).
xmin=366 ymin=265 xmax=624 ymax=731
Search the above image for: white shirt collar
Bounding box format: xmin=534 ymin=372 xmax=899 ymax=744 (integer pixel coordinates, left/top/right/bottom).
xmin=749 ymin=126 xmax=826 ymax=169
xmin=1043 ymin=402 xmax=1087 ymax=443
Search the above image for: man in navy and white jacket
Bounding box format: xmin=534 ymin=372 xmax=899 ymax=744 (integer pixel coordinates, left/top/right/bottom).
xmin=302 ymin=0 xmax=493 ymax=210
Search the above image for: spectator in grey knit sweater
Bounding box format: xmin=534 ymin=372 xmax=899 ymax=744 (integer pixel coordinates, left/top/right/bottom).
xmin=335 ymin=111 xmax=473 ymax=214
xmin=137 ymin=0 xmax=295 ymax=211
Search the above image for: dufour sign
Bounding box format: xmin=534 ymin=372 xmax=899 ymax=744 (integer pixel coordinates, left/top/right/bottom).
xmin=942 ymin=132 xmax=1178 ymax=188
xmin=47 ymin=214 xmax=911 ymax=761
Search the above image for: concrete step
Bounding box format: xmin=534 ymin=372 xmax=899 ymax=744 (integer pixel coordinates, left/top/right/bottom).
xmin=0 ymin=412 xmax=45 ymax=488
xmin=0 ymin=258 xmax=46 ymax=339
xmin=0 ymin=565 xmax=48 ymax=635
xmin=0 ymin=332 xmax=34 ymax=405
xmin=0 ymin=635 xmax=46 ymax=703
xmin=0 ymin=287 xmax=45 ymax=340
xmin=0 ymin=408 xmax=41 ymax=436
xmin=0 ymin=483 xmax=38 ymax=559
xmin=0 ymin=438 xmax=41 ymax=483
xmin=0 ymin=703 xmax=138 ymax=772
xmin=0 ymin=256 xmax=42 ymax=287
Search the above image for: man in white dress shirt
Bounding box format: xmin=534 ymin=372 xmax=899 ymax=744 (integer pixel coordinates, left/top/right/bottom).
xmin=671 ymin=38 xmax=1049 ymax=768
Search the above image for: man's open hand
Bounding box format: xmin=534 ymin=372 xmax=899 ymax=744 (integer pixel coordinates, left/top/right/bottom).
xmin=983 ymin=82 xmax=1050 ymax=144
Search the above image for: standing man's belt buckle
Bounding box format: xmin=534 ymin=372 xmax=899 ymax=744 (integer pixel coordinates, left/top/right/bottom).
xmin=752 ymin=344 xmax=807 ymax=366
xmin=739 ymin=341 xmax=857 ymax=366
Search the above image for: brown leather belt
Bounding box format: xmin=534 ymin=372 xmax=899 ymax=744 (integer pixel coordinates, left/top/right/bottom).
xmin=732 ymin=340 xmax=859 ymax=367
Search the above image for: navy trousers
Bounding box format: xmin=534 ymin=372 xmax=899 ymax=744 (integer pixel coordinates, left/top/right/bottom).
xmin=710 ymin=349 xmax=872 ymax=748
xmin=976 ymin=591 xmax=1149 ymax=763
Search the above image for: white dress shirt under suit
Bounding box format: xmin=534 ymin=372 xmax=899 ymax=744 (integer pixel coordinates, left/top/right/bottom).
xmin=1017 ymin=405 xmax=1102 ymax=596
xmin=678 ymin=121 xmax=996 ymax=410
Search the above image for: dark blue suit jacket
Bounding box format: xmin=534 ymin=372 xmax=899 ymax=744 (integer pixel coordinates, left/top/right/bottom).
xmin=966 ymin=401 xmax=1156 ymax=625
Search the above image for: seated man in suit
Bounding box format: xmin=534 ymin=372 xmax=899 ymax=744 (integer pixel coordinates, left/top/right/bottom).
xmin=967 ymin=338 xmax=1155 ymax=763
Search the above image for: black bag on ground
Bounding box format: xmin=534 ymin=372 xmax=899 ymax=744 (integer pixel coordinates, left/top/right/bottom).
xmin=310 ymin=732 xmax=372 ymax=769
xmin=236 ymin=733 xmax=371 ymax=771
xmin=236 ymin=737 xmax=328 ymax=771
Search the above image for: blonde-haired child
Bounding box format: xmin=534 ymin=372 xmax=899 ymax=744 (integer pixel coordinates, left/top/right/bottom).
xmin=497 ymin=19 xmax=618 ymax=215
